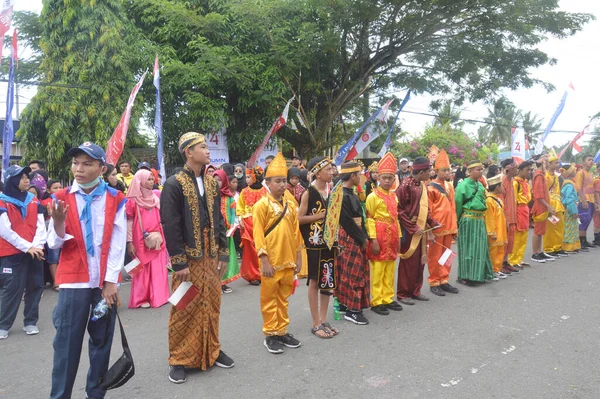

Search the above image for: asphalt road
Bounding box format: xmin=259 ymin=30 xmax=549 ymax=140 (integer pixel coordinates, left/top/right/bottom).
xmin=1 ymin=239 xmax=599 ymax=399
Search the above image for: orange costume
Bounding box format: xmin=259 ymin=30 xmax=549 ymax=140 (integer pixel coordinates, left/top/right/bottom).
xmin=237 ymin=167 xmax=268 ymax=283
xmin=485 ymin=176 xmax=507 ymax=274
xmin=508 ymin=176 xmax=531 ymax=266
xmin=426 ymin=150 xmax=457 ymax=287
xmin=500 ymin=163 xmax=517 ymax=257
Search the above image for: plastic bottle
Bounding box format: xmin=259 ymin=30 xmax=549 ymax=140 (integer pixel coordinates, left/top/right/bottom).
xmin=91 ymin=299 xmax=109 ymax=322
xmin=333 ymin=297 xmax=341 ymax=320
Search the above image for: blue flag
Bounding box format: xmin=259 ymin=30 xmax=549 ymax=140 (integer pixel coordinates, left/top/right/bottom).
xmin=2 ymin=33 xmax=16 ymax=183
xmin=378 ymin=89 xmax=411 ymax=157
xmin=153 ymin=56 xmax=166 ymax=185
xmin=534 ymin=86 xmax=571 ymax=155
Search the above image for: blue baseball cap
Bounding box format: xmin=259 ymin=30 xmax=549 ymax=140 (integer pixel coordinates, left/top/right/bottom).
xmin=67 ymin=142 xmax=106 ymax=164
xmin=138 ymin=162 xmax=151 ymax=170
xmin=3 ymin=164 xmax=32 ymax=181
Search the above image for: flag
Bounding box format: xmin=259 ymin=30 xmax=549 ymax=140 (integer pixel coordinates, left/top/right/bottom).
xmin=559 ymin=120 xmax=595 ymax=159
xmin=378 ymin=89 xmax=411 ymax=157
xmin=124 ymin=258 xmax=144 ymax=277
xmin=1 ymin=29 xmax=16 ymax=183
xmin=0 ymin=0 xmax=14 ymax=64
xmin=344 ymin=98 xmax=394 ymax=161
xmin=534 ymin=83 xmax=574 ymax=155
xmin=153 ymin=56 xmax=166 ymax=184
xmin=168 ymin=281 xmax=200 ymax=310
xmin=247 ymin=97 xmax=294 ymax=168
xmin=438 ymin=248 xmax=457 ymax=268
xmin=511 ymin=127 xmax=526 ymax=164
xmin=106 ymin=71 xmax=148 ymax=166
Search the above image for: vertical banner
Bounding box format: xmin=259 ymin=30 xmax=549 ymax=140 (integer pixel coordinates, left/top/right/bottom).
xmin=1 ymin=29 xmax=16 ymax=183
xmin=206 ymin=127 xmax=229 ymax=166
xmin=0 ymin=0 xmax=15 ymax=64
xmin=106 ymin=71 xmax=147 ymax=166
xmin=153 ymin=56 xmax=166 ymax=184
xmin=534 ymin=82 xmax=574 ymax=155
xmin=378 ymin=89 xmax=411 ymax=157
xmin=511 ymin=126 xmax=526 ymax=164
xmin=345 ymin=98 xmax=394 ymax=161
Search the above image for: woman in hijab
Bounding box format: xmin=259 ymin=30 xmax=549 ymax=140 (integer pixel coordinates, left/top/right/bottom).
xmin=125 ymin=169 xmax=170 ymax=308
xmin=213 ymin=170 xmax=241 ymax=293
xmin=234 ymin=163 xmax=247 ymax=192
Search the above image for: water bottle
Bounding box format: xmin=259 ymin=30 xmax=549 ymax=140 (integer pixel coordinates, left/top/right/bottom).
xmin=91 ymin=299 xmax=109 ymax=322
xmin=333 ymin=297 xmax=341 ymax=320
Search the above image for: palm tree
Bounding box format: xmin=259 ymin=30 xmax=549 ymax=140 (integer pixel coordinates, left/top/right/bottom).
xmin=432 ymin=100 xmax=465 ymax=130
xmin=522 ymin=111 xmax=543 ymax=148
xmin=478 ymin=97 xmax=521 ymax=147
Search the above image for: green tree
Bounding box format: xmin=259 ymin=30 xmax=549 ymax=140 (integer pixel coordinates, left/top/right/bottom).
xmin=17 ymin=1 xmax=148 ymax=173
xmin=476 ymin=97 xmax=521 ymax=147
xmin=522 ymin=111 xmax=543 ymax=147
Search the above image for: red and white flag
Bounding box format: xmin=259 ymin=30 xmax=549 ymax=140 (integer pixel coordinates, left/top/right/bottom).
xmin=247 ymin=97 xmax=294 ymax=167
xmin=106 ymin=71 xmax=147 ymax=165
xmin=226 ymin=223 xmax=239 ymax=237
xmin=557 ymin=121 xmax=594 ymax=159
xmin=438 ymin=248 xmax=457 ymax=268
xmin=345 ymin=98 xmax=394 ymax=161
xmin=169 ymin=281 xmax=200 ymax=311
xmin=124 ymin=258 xmax=143 ymax=277
xmin=0 ymin=0 xmax=15 ymax=64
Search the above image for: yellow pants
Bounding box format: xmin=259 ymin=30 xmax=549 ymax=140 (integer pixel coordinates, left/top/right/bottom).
xmin=370 ymin=260 xmax=395 ymax=307
xmin=544 ymin=211 xmax=564 ymax=253
xmin=508 ymin=230 xmax=529 ymax=266
xmin=297 ymin=249 xmax=308 ymax=278
xmin=260 ymin=268 xmax=294 ymax=336
xmin=489 ymin=244 xmax=505 ymax=273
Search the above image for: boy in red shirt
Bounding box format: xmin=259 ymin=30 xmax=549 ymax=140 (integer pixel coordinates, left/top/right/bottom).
xmin=47 ymin=142 xmax=127 ymax=399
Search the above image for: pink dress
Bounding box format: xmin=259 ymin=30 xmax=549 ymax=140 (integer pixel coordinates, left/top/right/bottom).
xmin=126 ymin=200 xmax=170 ymax=308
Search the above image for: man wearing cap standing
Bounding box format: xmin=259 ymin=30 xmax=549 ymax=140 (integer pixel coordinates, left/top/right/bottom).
xmin=138 ymin=161 xmax=151 ymax=171
xmin=396 ymin=157 xmax=440 ymax=304
xmin=160 ymin=132 xmax=234 ymax=384
xmin=0 ymin=165 xmax=47 ymax=340
xmin=47 ymin=142 xmax=127 ymax=398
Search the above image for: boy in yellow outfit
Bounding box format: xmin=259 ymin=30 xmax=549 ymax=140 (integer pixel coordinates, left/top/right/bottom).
xmin=365 ymin=152 xmax=403 ymax=316
xmin=485 ymin=170 xmax=508 ymax=280
xmin=253 ymin=153 xmax=304 ymax=354
xmin=544 ymin=150 xmax=567 ymax=256
xmin=508 ymin=161 xmax=532 ymax=268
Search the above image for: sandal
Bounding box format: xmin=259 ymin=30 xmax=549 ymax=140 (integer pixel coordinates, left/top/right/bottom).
xmin=311 ymin=325 xmax=332 ymax=339
xmin=321 ymin=322 xmax=339 ymax=336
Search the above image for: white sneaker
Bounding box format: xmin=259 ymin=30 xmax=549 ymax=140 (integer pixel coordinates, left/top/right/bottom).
xmin=497 ymin=272 xmax=508 ymax=279
xmin=23 ymin=325 xmax=40 ymax=335
xmin=0 ymin=329 xmax=8 ymax=339
xmin=492 ymin=273 xmax=500 ymax=281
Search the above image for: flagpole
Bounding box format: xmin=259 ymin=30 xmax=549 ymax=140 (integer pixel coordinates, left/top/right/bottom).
xmin=154 ymin=56 xmax=166 ymax=184
xmin=1 ymin=29 xmax=16 ymax=183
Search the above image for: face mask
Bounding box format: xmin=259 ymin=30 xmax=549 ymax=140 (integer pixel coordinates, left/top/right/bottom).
xmin=235 ymin=172 xmax=243 ymax=179
xmin=79 ymin=176 xmax=101 ymax=189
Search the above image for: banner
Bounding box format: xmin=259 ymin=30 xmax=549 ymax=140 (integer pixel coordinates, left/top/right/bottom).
xmin=559 ymin=119 xmax=595 ymax=160
xmin=106 ymin=71 xmax=147 ymax=166
xmin=247 ymin=96 xmax=293 ymax=167
xmin=511 ymin=126 xmax=526 ymax=164
xmin=206 ymin=127 xmax=229 ymax=166
xmin=1 ymin=29 xmax=16 ymax=183
xmin=345 ymin=98 xmax=394 ymax=161
xmin=153 ymin=56 xmax=166 ymax=184
xmin=534 ymin=82 xmax=574 ymax=155
xmin=378 ymin=89 xmax=411 ymax=157
xmin=335 ymin=99 xmax=394 ymax=164
xmin=0 ymin=0 xmax=14 ymax=64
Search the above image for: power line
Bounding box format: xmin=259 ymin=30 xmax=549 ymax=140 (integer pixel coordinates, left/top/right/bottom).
xmin=0 ymin=79 xmax=90 ymax=89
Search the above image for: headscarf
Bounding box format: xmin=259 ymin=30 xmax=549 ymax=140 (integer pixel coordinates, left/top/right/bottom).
xmin=221 ymin=163 xmax=234 ymax=176
xmin=30 ymin=172 xmax=48 ymax=196
xmin=288 ymin=167 xmax=302 ymax=181
xmin=213 ymin=169 xmax=234 ymax=197
xmin=150 ymin=168 xmax=160 ymax=185
xmin=126 ymin=169 xmax=160 ymax=209
xmin=3 ymin=171 xmax=30 ymax=203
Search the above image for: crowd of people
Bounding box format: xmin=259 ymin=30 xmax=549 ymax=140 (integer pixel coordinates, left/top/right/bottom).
xmin=0 ymin=132 xmax=599 ymax=397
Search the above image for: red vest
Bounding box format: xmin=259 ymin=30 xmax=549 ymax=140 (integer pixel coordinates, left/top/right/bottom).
xmin=54 ymin=186 xmax=126 ymax=287
xmin=0 ymin=197 xmax=40 ymax=257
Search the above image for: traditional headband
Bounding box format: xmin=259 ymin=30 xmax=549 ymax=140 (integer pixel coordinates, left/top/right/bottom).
xmin=412 ymin=162 xmax=431 ymax=171
xmin=341 ymin=165 xmax=362 ymax=174
xmin=467 ymin=162 xmax=483 ymax=169
xmin=487 ymin=174 xmax=502 ymax=186
xmin=178 ymin=132 xmax=206 ymax=153
xmin=310 ymin=157 xmax=332 ymax=176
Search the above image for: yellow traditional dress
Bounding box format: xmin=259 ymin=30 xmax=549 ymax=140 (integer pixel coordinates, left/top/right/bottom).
xmin=543 ymin=171 xmax=565 ymax=253
xmin=509 ymin=176 xmax=531 ymax=266
xmin=485 ymin=193 xmax=507 ymax=273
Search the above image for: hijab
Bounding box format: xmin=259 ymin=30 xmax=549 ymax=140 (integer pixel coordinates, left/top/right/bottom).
xmin=126 ymin=169 xmax=160 ymax=209
xmin=221 ymin=163 xmax=234 ymax=176
xmin=1 ymin=171 xmax=34 ymax=217
xmin=213 ymin=169 xmax=233 ymax=197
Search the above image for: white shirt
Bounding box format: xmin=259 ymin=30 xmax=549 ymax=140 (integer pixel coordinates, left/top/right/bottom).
xmin=0 ymin=208 xmax=47 ymax=252
xmin=47 ymin=181 xmax=127 ymax=288
xmin=196 ymin=176 xmax=205 ymax=196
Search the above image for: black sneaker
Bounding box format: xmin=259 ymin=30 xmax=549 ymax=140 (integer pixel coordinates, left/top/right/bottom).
xmin=264 ymin=336 xmax=284 ymax=354
xmin=221 ymin=285 xmax=232 ymax=294
xmin=276 ymin=333 xmax=302 ymax=348
xmin=168 ymin=365 xmax=187 ymax=384
xmin=344 ymin=311 xmax=369 ymax=325
xmin=430 ymin=286 xmax=446 ymax=296
xmin=512 ymin=264 xmax=525 ymax=270
xmin=440 ymin=283 xmax=459 ymax=294
xmin=214 ymin=350 xmax=235 ymax=368
xmin=370 ymin=305 xmax=389 ymax=315
xmin=385 ymin=301 xmax=403 ymax=311
xmin=338 ymin=304 xmax=348 ymax=314
xmin=554 ymin=250 xmax=569 ymax=257
xmin=249 ymin=280 xmax=261 ymax=286
xmin=579 ymin=246 xmax=589 ymax=252
xmin=531 ymin=253 xmax=546 ymax=263
xmin=541 ymin=253 xmax=556 ymax=261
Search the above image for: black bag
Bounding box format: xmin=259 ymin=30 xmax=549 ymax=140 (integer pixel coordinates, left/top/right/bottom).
xmin=99 ymin=308 xmax=135 ymax=390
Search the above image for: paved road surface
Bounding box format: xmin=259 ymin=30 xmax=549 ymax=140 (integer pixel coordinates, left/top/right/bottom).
xmin=1 ymin=241 xmax=599 ymax=398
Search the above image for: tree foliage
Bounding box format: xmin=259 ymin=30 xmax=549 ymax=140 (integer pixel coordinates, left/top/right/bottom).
xmin=16 ymin=0 xmax=149 ymax=173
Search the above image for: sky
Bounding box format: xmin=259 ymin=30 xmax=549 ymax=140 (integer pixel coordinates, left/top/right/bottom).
xmin=7 ymin=0 xmax=600 ymax=150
